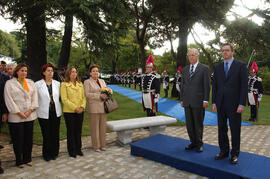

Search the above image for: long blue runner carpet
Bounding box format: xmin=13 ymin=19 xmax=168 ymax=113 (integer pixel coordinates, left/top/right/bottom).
xmin=130 ymin=134 xmax=269 ymax=179
xmin=108 ymin=85 xmax=252 ymax=126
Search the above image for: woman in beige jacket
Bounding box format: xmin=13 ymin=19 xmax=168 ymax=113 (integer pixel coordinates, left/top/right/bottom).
xmin=84 ymin=64 xmax=108 ymax=152
xmin=4 ymin=63 xmax=38 ymax=168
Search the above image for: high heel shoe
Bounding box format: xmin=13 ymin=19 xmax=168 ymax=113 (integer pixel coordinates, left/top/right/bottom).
xmin=26 ymin=162 xmax=32 ymax=167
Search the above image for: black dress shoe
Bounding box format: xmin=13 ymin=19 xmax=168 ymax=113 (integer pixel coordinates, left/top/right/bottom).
xmin=185 ymin=144 xmax=197 ymax=150
xmin=43 ymin=157 xmax=51 ymax=162
xmin=215 ymin=153 xmax=229 ymax=160
xmin=196 ymin=146 xmax=203 ymax=152
xmin=77 ymin=151 xmax=84 ymax=156
xmin=69 ymin=154 xmax=76 ymax=158
xmin=230 ymin=156 xmax=238 ymax=164
xmin=0 ymin=145 xmax=3 ymax=149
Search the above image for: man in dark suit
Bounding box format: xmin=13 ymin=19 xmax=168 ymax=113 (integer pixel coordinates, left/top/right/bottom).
xmin=212 ymin=43 xmax=248 ymax=164
xmin=180 ymin=48 xmax=210 ymax=152
xmin=0 ymin=73 xmax=9 ymax=174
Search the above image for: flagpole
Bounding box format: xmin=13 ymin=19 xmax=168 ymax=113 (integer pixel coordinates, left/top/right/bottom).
xmin=247 ymin=49 xmax=255 ymax=68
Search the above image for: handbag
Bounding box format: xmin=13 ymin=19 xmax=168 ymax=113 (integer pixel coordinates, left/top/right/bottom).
xmin=104 ymin=98 xmax=119 ymax=113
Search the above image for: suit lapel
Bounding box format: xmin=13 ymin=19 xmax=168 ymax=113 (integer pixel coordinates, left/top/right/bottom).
xmin=14 ymin=78 xmax=29 ymax=95
xmin=189 ymin=63 xmax=201 ymax=81
xmin=41 ymin=79 xmax=50 ymax=99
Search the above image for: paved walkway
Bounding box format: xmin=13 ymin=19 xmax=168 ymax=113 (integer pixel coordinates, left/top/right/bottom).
xmin=1 ymin=125 xmax=270 ymax=179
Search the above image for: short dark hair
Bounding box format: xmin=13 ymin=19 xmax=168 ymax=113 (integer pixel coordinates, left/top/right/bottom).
xmin=222 ymin=43 xmax=234 ymax=51
xmin=89 ymin=64 xmax=100 ymax=72
xmin=1 ymin=61 xmax=6 ymax=65
xmin=41 ymin=63 xmax=55 ymax=79
xmin=13 ymin=63 xmax=29 ymax=78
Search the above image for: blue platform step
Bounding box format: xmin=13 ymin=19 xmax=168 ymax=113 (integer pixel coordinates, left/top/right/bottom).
xmin=130 ymin=134 xmax=270 ymax=179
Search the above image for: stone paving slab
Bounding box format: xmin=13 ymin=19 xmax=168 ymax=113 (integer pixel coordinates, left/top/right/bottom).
xmin=1 ymin=125 xmax=270 ymax=178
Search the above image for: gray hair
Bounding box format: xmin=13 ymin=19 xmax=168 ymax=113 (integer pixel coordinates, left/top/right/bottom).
xmin=188 ymin=48 xmax=199 ymax=56
xmin=6 ymin=63 xmax=17 ymax=68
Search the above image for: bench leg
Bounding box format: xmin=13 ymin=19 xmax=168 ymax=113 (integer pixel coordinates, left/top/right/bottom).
xmin=117 ymin=130 xmax=133 ymax=145
xmin=149 ymin=125 xmax=166 ymax=136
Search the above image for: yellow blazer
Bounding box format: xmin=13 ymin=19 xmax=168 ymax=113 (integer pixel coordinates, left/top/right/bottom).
xmin=84 ymin=78 xmax=106 ymax=113
xmin=60 ymin=81 xmax=86 ymax=113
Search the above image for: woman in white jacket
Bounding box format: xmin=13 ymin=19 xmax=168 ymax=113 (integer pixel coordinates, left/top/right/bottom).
xmin=35 ymin=64 xmax=62 ymax=161
xmin=4 ymin=63 xmax=38 ymax=168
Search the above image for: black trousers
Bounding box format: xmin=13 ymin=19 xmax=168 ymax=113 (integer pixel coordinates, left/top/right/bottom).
xmin=184 ymin=106 xmax=205 ymax=147
xmin=9 ymin=121 xmax=34 ymax=166
xmin=146 ymin=103 xmax=158 ymax=117
xmin=64 ymin=112 xmax=83 ymax=156
xmin=217 ymin=103 xmax=242 ymax=157
xmin=164 ymin=89 xmax=168 ymax=97
xmin=250 ymin=105 xmax=257 ymax=121
xmin=38 ymin=110 xmax=60 ymax=160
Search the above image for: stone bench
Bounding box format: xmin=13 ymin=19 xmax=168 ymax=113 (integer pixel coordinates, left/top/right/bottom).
xmin=107 ymin=116 xmax=177 ymax=145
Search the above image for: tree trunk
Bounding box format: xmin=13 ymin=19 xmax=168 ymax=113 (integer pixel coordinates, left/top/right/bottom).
xmin=58 ymin=12 xmax=73 ymax=69
xmin=25 ymin=2 xmax=47 ymax=81
xmin=138 ymin=39 xmax=146 ymax=71
xmin=176 ymin=24 xmax=188 ymax=68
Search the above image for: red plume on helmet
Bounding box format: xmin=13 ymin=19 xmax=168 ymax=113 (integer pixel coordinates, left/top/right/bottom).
xmin=178 ymin=66 xmax=182 ymax=72
xmin=146 ymin=55 xmax=154 ymax=67
xmin=134 ymin=69 xmax=137 ymax=73
xmin=250 ymin=62 xmax=258 ymax=73
xmin=164 ymin=66 xmax=168 ymax=72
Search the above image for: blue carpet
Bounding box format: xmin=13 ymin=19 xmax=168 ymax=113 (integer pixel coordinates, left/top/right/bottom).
xmin=108 ymin=85 xmax=252 ymax=126
xmin=130 ymin=134 xmax=269 ymax=179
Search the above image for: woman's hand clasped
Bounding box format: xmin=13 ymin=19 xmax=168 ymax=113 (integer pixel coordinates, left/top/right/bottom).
xmin=17 ymin=112 xmax=27 ymax=119
xmin=75 ymin=107 xmax=84 ymax=114
xmin=100 ymin=94 xmax=108 ymax=100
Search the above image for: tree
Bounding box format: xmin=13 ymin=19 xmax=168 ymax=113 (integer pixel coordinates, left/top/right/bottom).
xmin=150 ymin=0 xmax=234 ymax=67
xmin=222 ymin=18 xmax=270 ymax=68
xmin=1 ymin=0 xmax=47 ymax=81
xmin=56 ymin=0 xmax=75 ymax=68
xmin=122 ymin=0 xmax=162 ymax=70
xmin=0 ymin=30 xmax=20 ymax=58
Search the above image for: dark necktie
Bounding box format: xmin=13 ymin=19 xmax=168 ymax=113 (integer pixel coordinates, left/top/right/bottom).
xmin=225 ymin=62 xmax=229 ymax=77
xmin=190 ymin=65 xmax=194 ymax=79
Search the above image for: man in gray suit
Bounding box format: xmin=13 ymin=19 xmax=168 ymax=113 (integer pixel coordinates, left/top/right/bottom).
xmin=180 ymin=48 xmax=210 ymax=152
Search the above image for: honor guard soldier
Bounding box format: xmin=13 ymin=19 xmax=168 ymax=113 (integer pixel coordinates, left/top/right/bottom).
xmin=161 ymin=66 xmax=169 ymax=98
xmin=142 ymin=55 xmax=160 ymax=116
xmin=136 ymin=68 xmax=143 ymax=91
xmin=120 ymin=72 xmax=124 ymax=85
xmin=124 ymin=72 xmax=127 ymax=87
xmin=248 ymin=62 xmax=263 ymax=122
xmin=174 ymin=66 xmax=182 ymax=99
xmin=133 ymin=69 xmax=137 ymax=89
xmin=127 ymin=71 xmax=132 ymax=88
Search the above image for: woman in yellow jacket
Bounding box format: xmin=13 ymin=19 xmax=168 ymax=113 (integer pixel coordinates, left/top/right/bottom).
xmin=61 ymin=67 xmax=86 ymax=158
